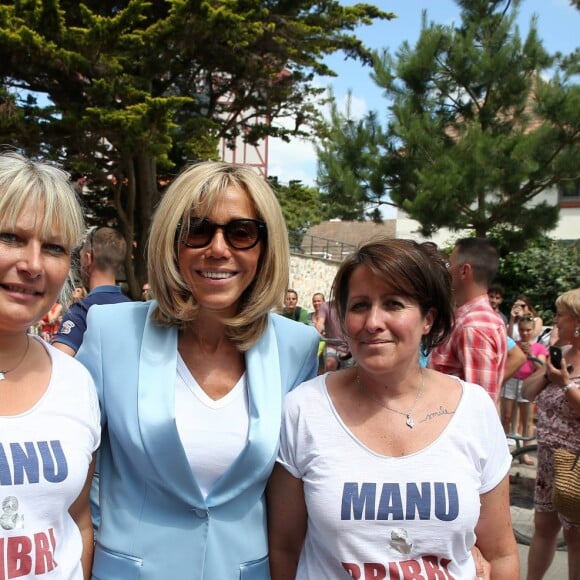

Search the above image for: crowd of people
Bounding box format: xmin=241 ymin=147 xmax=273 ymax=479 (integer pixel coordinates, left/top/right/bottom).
xmin=1 ymin=150 xmax=578 ymax=579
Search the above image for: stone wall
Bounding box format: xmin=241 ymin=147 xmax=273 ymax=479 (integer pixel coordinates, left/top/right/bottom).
xmin=286 ymin=253 xmax=339 ymax=312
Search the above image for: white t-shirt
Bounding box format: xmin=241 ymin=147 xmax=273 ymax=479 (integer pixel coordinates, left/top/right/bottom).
xmin=0 ymin=338 xmax=100 ymax=579
xmin=278 ymin=374 xmax=510 ymax=580
xmin=175 ymin=355 xmax=249 ymax=498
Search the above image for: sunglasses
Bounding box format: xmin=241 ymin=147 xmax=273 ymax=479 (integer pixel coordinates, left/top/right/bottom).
xmin=181 ymin=217 xmax=266 ymax=250
xmin=74 ymin=226 xmax=100 ymax=255
xmin=519 ymin=316 xmax=536 ymax=322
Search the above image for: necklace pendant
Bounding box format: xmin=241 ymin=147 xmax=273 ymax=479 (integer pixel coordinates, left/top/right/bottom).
xmin=406 ymin=415 xmax=415 ymax=429
xmin=0 ymin=372 xmax=5 ymax=381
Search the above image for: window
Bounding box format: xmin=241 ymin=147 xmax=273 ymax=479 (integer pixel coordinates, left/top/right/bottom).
xmin=558 ymin=180 xmax=580 ymax=204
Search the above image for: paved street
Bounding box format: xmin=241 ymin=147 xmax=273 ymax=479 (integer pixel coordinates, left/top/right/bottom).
xmin=518 ymin=542 xmax=567 ymax=579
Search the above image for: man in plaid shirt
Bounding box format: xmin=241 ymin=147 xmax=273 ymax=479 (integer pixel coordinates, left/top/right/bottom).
xmin=429 ymin=238 xmax=507 ymax=402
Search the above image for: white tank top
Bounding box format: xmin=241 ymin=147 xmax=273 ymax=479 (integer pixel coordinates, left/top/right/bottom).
xmin=175 ymin=354 xmax=249 ymax=498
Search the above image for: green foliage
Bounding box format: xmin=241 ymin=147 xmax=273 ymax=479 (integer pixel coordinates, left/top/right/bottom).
xmin=376 ymin=0 xmax=579 ymax=242
xmin=0 ymin=0 xmax=393 ymax=295
xmin=316 ymin=0 xmax=580 ymax=245
xmin=268 ymin=176 xmax=324 ymax=249
xmin=316 ymin=91 xmax=393 ymax=221
xmin=494 ymin=237 xmax=580 ymax=323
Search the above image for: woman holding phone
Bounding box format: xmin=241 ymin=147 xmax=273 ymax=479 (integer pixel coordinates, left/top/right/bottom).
xmin=508 ymin=295 xmax=543 ymax=340
xmin=522 ymin=288 xmax=580 ymax=580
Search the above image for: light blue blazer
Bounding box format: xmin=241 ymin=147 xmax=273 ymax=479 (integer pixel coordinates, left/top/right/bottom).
xmin=76 ymin=301 xmax=319 ymax=580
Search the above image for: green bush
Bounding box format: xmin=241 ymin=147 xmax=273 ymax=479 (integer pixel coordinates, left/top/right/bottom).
xmin=495 ymin=238 xmax=580 ymax=324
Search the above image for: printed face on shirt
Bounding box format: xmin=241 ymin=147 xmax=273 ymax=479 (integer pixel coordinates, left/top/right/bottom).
xmin=344 ymin=265 xmax=434 ymax=374
xmin=177 ymin=186 xmax=261 ymax=319
xmin=0 ymin=204 xmax=70 ymax=333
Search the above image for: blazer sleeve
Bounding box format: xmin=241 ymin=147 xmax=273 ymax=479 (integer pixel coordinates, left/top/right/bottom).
xmin=76 ymin=307 xmax=106 ymax=426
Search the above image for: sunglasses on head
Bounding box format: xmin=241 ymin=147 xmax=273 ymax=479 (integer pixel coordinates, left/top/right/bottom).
xmin=181 ymin=217 xmax=267 ymax=250
xmin=519 ymin=315 xmax=536 ymax=322
xmin=74 ymin=226 xmax=99 ymax=255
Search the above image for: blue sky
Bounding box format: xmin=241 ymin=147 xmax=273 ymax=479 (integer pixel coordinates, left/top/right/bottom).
xmin=268 ymin=0 xmax=580 ymax=191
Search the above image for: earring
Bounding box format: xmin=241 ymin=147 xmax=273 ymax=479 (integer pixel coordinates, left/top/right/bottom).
xmin=575 ymin=327 xmax=580 ymax=338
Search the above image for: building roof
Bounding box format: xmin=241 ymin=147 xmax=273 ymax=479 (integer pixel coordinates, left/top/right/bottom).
xmin=301 ymin=219 xmax=397 ymax=261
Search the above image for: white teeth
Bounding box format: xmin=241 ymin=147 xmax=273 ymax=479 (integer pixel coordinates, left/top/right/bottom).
xmin=3 ymin=285 xmax=36 ymax=295
xmin=201 ymin=271 xmax=234 ymax=280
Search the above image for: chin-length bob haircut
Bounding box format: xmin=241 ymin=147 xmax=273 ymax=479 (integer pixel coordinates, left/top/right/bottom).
xmin=331 ymin=237 xmax=454 ymax=354
xmin=148 ymin=161 xmax=289 ymax=351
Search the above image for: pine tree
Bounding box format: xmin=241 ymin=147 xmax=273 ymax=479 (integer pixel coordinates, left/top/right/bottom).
xmin=268 ymin=176 xmax=323 ymax=249
xmin=317 ymin=0 xmax=580 ymax=246
xmin=0 ymin=0 xmax=393 ymax=294
xmin=316 ymin=92 xmax=392 ymax=222
xmin=377 ymin=0 xmax=580 ymax=242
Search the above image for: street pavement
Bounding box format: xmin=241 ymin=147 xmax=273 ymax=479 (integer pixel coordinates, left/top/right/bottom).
xmin=518 ymin=542 xmax=568 ymax=579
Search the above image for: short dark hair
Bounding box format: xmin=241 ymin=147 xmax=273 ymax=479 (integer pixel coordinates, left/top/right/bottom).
xmin=488 ymin=283 xmax=504 ymax=296
xmin=331 ymin=238 xmax=454 ymax=353
xmin=455 ymin=238 xmax=499 ymax=288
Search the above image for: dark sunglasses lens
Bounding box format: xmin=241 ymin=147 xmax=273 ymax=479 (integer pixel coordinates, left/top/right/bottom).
xmin=185 ymin=219 xmax=215 ymax=248
xmin=225 ymin=220 xmax=260 ymax=249
xmin=184 ymin=219 xmax=262 ymax=249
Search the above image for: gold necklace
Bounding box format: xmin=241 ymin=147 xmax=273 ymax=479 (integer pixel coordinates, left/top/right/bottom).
xmin=0 ymin=336 xmax=31 ymax=381
xmin=356 ymin=368 xmax=424 ymax=429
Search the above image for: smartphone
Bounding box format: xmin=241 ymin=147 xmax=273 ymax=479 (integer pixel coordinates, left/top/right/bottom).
xmin=549 ymin=346 xmax=562 ymax=369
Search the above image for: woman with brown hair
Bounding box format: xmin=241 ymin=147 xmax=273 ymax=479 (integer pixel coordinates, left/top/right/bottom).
xmin=268 ymin=238 xmax=518 ymax=579
xmin=508 ymin=294 xmax=544 ymax=340
xmin=76 ymin=161 xmax=319 ymax=579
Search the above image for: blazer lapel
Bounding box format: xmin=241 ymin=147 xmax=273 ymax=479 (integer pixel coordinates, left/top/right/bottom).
xmin=206 ymin=316 xmax=281 ymax=506
xmin=138 ymin=307 xmax=205 ymax=506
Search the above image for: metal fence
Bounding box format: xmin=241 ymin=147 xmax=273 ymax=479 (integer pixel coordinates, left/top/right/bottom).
xmin=289 ymin=232 xmax=356 ymax=262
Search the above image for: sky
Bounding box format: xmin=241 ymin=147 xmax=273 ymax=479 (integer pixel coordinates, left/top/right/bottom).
xmin=267 ymin=0 xmax=580 ymax=193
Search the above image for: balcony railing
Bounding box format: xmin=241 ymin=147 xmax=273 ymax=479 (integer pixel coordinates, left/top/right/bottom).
xmin=289 ymin=232 xmax=356 ymax=262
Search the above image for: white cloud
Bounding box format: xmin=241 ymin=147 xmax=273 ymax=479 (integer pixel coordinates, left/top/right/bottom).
xmin=334 ymin=92 xmax=369 ymax=120
xmin=267 ymin=91 xmax=371 ymax=186
xmin=268 ymin=135 xmax=318 ymax=185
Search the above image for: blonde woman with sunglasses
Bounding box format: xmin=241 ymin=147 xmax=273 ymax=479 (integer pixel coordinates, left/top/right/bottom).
xmin=76 ymin=161 xmax=319 ymax=580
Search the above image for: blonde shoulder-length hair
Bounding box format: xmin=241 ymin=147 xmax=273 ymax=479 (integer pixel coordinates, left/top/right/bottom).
xmin=148 ymin=161 xmax=289 ymax=351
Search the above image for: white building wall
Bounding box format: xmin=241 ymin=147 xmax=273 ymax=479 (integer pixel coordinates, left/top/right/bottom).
xmin=394 ymin=186 xmax=580 ymax=246
xmin=285 ymin=254 xmax=339 ymax=312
